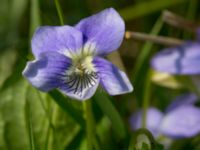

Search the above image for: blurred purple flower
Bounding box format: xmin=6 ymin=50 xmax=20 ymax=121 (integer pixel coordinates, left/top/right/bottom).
xmin=151 ymin=42 xmax=200 ymax=75
xmin=165 ymin=93 xmax=198 ymax=112
xmin=22 ymin=8 xmax=133 ymax=100
xmin=130 ymin=107 xmax=164 ymax=137
xmin=130 ymin=93 xmax=200 ymax=139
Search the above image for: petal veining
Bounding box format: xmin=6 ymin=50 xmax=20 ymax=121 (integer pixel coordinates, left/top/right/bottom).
xmin=23 ymin=52 xmax=72 ymax=91
xmin=60 ymin=72 xmax=99 ymax=100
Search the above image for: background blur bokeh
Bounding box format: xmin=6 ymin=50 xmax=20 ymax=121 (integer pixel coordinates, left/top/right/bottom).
xmin=0 ymin=0 xmax=200 ymax=149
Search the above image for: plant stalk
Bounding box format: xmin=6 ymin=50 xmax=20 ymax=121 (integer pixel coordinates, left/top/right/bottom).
xmin=125 ymin=31 xmax=184 ymax=46
xmin=83 ymin=100 xmax=95 ymax=150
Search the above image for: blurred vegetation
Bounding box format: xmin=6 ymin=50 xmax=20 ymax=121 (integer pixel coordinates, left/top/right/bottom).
xmin=0 ymin=0 xmax=200 ymax=149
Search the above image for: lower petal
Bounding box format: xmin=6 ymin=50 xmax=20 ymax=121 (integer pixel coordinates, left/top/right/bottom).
xmin=59 ymin=77 xmax=99 ymax=101
xmin=160 ymin=106 xmax=200 ymax=138
xmin=23 ymin=52 xmax=72 ymax=91
xmin=93 ymin=57 xmax=133 ymax=95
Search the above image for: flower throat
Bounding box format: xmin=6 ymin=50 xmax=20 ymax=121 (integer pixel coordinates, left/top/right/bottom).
xmin=64 ymin=56 xmax=98 ymax=95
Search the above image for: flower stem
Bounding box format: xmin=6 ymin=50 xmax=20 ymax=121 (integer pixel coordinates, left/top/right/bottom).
xmin=142 ymin=70 xmax=152 ymax=128
xmin=83 ymin=100 xmax=95 ymax=150
xmin=162 ymin=10 xmax=198 ymax=32
xmin=54 ymin=0 xmax=64 ymax=25
xmin=125 ymin=31 xmax=184 ymax=46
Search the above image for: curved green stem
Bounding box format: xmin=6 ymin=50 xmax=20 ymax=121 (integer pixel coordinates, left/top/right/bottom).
xmin=54 ymin=0 xmax=64 ymax=25
xmin=83 ymin=100 xmax=95 ymax=150
xmin=142 ymin=70 xmax=152 ymax=128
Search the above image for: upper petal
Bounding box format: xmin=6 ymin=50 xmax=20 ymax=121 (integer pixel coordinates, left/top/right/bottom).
xmin=130 ymin=107 xmax=164 ymax=137
xmin=160 ymin=106 xmax=200 ymax=138
xmin=32 ymin=26 xmax=83 ymax=58
xmin=75 ymin=8 xmax=125 ymax=56
xmin=23 ymin=52 xmax=72 ymax=91
xmin=93 ymin=57 xmax=133 ymax=95
xmin=151 ymin=42 xmax=200 ymax=75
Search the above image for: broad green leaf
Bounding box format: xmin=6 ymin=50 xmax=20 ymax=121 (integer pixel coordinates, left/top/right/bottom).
xmin=0 ymin=79 xmax=30 ymax=150
xmin=26 ymin=88 xmax=84 ymax=150
xmin=8 ymin=0 xmax=28 ymax=42
xmin=1 ymin=56 xmax=26 ymax=90
xmin=49 ymin=103 xmax=81 ymax=150
xmin=0 ymin=49 xmax=17 ymax=88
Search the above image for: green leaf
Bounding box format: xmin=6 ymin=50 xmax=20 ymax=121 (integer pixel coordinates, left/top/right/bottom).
xmin=93 ymin=90 xmax=126 ymax=139
xmin=25 ymin=86 xmax=50 ymax=150
xmin=25 ymin=94 xmax=36 ymax=150
xmin=49 ymin=90 xmax=85 ymax=128
xmin=141 ymin=143 xmax=150 ymax=150
xmin=47 ymin=98 xmax=83 ymax=150
xmin=0 ymin=48 xmax=17 ymax=88
xmin=0 ymin=110 xmax=5 ymax=149
xmin=65 ymin=129 xmax=84 ymax=149
xmin=129 ymin=129 xmax=164 ymax=150
xmin=8 ymin=0 xmax=28 ymax=42
xmin=1 ymin=56 xmax=26 ymax=90
xmin=0 ymin=79 xmax=30 ymax=150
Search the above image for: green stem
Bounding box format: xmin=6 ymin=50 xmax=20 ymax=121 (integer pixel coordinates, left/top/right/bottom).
xmin=133 ymin=16 xmax=163 ymax=83
xmin=83 ymin=100 xmax=94 ymax=150
xmin=30 ymin=0 xmax=40 ymax=37
xmin=54 ymin=0 xmax=64 ymax=25
xmin=183 ymin=0 xmax=198 ymax=38
xmin=142 ymin=70 xmax=152 ymax=128
xmin=53 ymin=2 xmax=96 ymax=149
xmin=25 ymin=88 xmax=36 ymax=150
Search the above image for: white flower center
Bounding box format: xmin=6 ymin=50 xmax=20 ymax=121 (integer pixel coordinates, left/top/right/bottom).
xmin=63 ymin=55 xmax=98 ymax=95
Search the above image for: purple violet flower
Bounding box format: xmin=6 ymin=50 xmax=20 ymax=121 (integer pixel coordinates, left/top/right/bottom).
xmin=130 ymin=107 xmax=164 ymax=137
xmin=130 ymin=94 xmax=200 ymax=139
xmin=22 ymin=8 xmax=133 ymax=100
xmin=151 ymin=42 xmax=200 ymax=75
